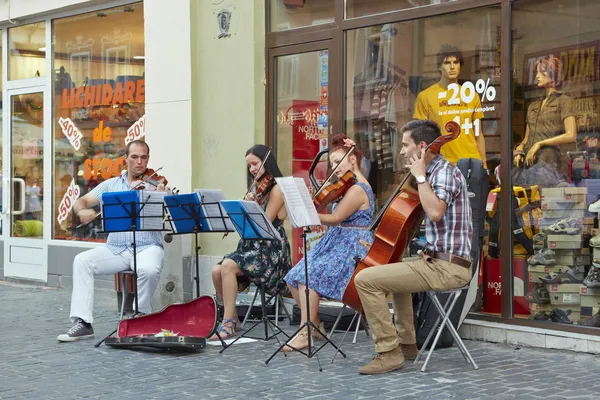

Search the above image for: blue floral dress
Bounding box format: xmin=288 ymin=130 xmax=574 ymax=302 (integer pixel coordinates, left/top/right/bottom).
xmin=284 ymin=182 xmax=375 ymax=300
xmin=220 ymin=187 xmax=292 ymax=295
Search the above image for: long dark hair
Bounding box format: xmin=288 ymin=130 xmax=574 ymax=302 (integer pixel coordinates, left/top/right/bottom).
xmin=245 ymin=145 xmax=283 ymax=189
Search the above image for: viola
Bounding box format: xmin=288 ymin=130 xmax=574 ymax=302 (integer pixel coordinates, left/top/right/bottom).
xmin=313 ymin=171 xmax=357 ymax=211
xmin=342 ymin=121 xmax=461 ymax=312
xmin=131 ymin=167 xmax=169 ymax=191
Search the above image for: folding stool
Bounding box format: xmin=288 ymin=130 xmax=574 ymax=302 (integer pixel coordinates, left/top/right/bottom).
xmin=413 ymin=287 xmax=478 ymax=372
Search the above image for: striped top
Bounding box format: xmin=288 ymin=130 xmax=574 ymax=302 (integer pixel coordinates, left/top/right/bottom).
xmin=89 ymin=171 xmax=164 ymax=254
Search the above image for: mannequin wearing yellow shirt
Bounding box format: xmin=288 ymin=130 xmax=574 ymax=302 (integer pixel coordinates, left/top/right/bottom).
xmin=413 ymin=45 xmax=487 ymax=168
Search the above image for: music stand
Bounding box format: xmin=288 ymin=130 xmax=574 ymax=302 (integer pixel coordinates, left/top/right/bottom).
xmin=94 ymin=190 xmax=169 ymax=348
xmin=264 ymin=177 xmax=346 ymax=371
xmin=217 ymin=200 xmax=291 ymax=353
xmin=163 ymin=191 xmax=234 ymax=298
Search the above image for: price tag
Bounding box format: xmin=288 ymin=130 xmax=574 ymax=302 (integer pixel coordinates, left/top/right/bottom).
xmin=125 ymin=115 xmax=146 ymax=145
xmin=57 ymin=179 xmax=81 ymax=224
xmin=58 ymin=117 xmax=83 ymax=150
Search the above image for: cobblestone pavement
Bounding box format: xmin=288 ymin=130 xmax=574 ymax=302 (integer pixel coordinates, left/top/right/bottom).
xmin=1 ymin=282 xmax=600 ymax=400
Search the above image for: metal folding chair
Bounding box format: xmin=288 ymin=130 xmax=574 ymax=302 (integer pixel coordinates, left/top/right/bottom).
xmin=239 ymin=284 xmax=293 ymax=329
xmin=327 ymin=302 xmax=370 ymax=361
xmin=117 ymin=270 xmax=135 ymax=320
xmin=413 ymin=286 xmax=478 ymax=372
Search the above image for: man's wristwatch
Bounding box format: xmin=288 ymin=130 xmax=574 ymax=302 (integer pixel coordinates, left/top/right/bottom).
xmin=415 ymin=175 xmax=427 ymax=185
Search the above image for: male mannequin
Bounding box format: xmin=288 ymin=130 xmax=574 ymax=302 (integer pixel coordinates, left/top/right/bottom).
xmin=414 ymin=45 xmax=487 ymax=167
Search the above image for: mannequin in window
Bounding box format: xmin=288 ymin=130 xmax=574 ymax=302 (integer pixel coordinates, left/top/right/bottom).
xmin=513 ymin=56 xmax=577 ymax=188
xmin=413 ymin=45 xmax=487 ymax=168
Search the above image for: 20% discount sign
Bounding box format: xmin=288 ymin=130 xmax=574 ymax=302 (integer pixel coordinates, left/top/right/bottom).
xmin=57 ymin=179 xmax=81 ymax=224
xmin=439 ymin=78 xmax=497 ymax=137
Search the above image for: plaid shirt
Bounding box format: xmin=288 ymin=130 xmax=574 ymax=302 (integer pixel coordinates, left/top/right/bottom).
xmin=89 ymin=171 xmax=164 ymax=255
xmin=422 ymin=155 xmax=472 ymax=259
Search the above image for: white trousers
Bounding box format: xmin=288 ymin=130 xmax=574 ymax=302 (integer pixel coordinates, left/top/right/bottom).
xmin=69 ymin=245 xmax=164 ymax=324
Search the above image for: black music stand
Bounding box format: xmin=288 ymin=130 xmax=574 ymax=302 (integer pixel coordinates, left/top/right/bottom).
xmin=217 ymin=200 xmax=291 ymax=353
xmin=163 ymin=192 xmax=234 ymax=299
xmin=264 ymin=177 xmax=345 ymax=371
xmin=94 ymin=191 xmax=169 ymax=348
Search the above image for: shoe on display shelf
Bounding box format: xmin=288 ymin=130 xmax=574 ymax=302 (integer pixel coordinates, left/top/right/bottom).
xmin=532 ymin=311 xmax=551 ymax=321
xmin=542 ymin=218 xmax=581 ymax=235
xmin=590 ymin=235 xmax=600 ymax=248
xmin=579 ymin=311 xmax=600 ymax=327
xmin=528 ymin=249 xmax=556 ymax=266
xmin=583 ymin=266 xmax=600 ymax=288
xmin=548 ymin=308 xmax=574 ymax=324
xmin=525 ymin=285 xmax=551 ymax=304
xmin=539 ymin=266 xmax=584 ymax=284
xmin=589 ymin=198 xmax=600 ymax=213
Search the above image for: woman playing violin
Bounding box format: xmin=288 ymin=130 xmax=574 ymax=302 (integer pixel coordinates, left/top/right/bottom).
xmin=209 ymin=145 xmax=292 ymax=340
xmin=283 ymin=133 xmax=374 ymax=352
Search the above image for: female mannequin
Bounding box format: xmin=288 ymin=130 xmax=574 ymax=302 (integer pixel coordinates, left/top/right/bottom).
xmin=513 ymin=56 xmax=577 ymax=187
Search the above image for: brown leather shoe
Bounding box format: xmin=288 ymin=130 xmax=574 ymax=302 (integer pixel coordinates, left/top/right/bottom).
xmin=358 ymin=346 xmax=405 ymax=375
xmin=400 ymin=343 xmax=419 ymax=360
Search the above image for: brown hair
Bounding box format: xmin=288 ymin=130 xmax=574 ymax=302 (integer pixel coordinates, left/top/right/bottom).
xmin=535 ymin=56 xmax=564 ymax=87
xmin=330 ymin=133 xmax=363 ymax=167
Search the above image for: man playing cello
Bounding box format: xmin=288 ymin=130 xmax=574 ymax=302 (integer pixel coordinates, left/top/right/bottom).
xmin=355 ymin=119 xmax=473 ymax=375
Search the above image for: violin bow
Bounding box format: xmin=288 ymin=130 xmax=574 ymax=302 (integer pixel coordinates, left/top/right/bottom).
xmin=312 ymin=145 xmax=355 ymax=199
xmin=243 ymin=149 xmax=271 ymax=200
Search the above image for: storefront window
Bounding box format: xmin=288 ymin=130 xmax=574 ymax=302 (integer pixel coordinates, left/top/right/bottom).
xmin=346 ymin=6 xmax=501 ymax=210
xmin=8 ymin=22 xmax=46 ymax=80
xmin=346 ymin=0 xmax=459 ymax=19
xmin=275 ymin=50 xmax=329 ymax=265
xmin=52 ymin=3 xmax=145 ymax=241
xmin=269 ymin=0 xmax=334 ymax=32
xmin=512 ymin=0 xmax=600 ymax=328
xmin=346 ymin=6 xmax=501 ymax=319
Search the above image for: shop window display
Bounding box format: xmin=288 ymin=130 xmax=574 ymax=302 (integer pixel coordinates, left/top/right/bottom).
xmin=52 ymin=3 xmax=145 ymax=241
xmin=346 ymin=6 xmax=501 ymax=210
xmin=509 ymin=0 xmax=600 ymax=328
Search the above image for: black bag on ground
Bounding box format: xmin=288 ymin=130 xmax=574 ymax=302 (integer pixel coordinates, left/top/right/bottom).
xmin=413 ymin=158 xmax=488 ymax=349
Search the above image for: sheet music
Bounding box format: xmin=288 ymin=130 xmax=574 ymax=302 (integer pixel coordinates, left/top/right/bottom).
xmin=139 ymin=190 xmax=168 ymax=230
xmin=194 ymin=189 xmax=235 ymax=232
xmin=275 ymin=177 xmax=321 ymax=228
xmin=239 ymin=200 xmax=282 ymax=241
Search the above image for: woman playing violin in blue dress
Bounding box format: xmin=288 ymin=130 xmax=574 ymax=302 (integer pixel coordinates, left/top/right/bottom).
xmin=283 ymin=133 xmax=375 ymax=352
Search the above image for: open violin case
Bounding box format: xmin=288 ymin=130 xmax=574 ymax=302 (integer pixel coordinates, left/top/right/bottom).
xmin=105 ymin=295 xmax=222 ymax=351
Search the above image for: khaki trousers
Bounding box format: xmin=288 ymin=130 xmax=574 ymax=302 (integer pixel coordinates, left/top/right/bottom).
xmin=355 ymin=254 xmax=471 ymax=353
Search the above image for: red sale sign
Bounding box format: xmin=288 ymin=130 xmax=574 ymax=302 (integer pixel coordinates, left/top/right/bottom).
xmin=292 ymin=100 xmax=320 ymax=160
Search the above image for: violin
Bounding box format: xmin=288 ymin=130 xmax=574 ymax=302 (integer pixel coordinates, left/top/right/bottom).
xmin=342 ymin=121 xmax=461 ymax=312
xmin=313 ymin=171 xmax=357 ymax=211
xmin=309 ymin=145 xmax=357 ymax=211
xmin=244 ymin=150 xmax=273 ymax=204
xmin=254 ymin=172 xmax=276 ymax=204
xmin=131 ymin=167 xmax=169 ymax=190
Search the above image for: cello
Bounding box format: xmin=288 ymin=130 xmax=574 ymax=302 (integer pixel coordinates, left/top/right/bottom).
xmin=342 ymin=121 xmax=461 ymax=312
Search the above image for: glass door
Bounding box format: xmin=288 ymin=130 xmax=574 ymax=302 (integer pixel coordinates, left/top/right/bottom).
xmin=3 ymin=87 xmax=47 ymax=281
xmin=269 ymin=40 xmax=340 ymax=265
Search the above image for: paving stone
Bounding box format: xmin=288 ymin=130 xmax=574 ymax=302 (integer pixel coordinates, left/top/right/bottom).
xmin=1 ymin=283 xmax=600 ymax=399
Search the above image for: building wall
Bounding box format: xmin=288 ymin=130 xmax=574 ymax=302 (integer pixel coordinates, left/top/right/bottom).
xmin=190 ymin=0 xmax=266 ymax=295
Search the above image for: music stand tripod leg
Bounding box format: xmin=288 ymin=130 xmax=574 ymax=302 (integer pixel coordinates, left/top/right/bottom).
xmin=219 ymin=280 xmax=289 ymax=354
xmin=265 ymin=227 xmax=346 ymax=369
